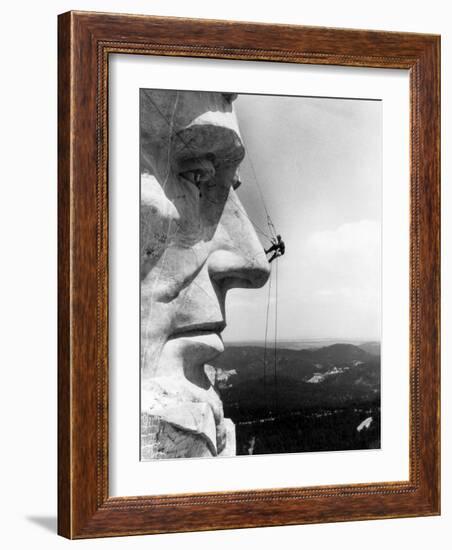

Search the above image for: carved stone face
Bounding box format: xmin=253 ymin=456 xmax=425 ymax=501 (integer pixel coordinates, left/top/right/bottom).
xmin=140 ymin=90 xmax=270 ymax=457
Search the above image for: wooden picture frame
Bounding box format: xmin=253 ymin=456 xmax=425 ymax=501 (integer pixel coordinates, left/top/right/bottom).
xmin=58 ymin=10 xmax=440 ymax=539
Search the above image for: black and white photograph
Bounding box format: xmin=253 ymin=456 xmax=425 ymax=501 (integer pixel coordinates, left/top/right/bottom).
xmin=140 ymin=89 xmax=381 ymax=460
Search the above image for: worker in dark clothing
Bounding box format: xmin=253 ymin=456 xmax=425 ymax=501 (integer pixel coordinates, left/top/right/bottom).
xmin=265 ymin=234 xmax=285 ymax=263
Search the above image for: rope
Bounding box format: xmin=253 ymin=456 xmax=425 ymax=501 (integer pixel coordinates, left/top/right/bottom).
xmin=238 ymin=124 xmax=278 ymax=239
xmin=267 ymin=216 xmax=278 ymax=240
xmin=227 ymin=194 xmax=273 ymax=241
xmin=274 ymin=258 xmax=279 ymax=414
xmin=204 ymin=190 xmax=273 ymax=241
xmin=263 ymin=263 xmax=273 ymax=413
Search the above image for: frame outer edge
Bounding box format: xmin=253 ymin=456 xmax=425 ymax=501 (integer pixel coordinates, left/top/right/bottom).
xmin=423 ymin=35 xmax=441 ymax=515
xmin=409 ymin=37 xmax=441 ymax=516
xmin=437 ymin=36 xmax=441 ymax=516
xmin=57 ymin=11 xmax=73 ymax=539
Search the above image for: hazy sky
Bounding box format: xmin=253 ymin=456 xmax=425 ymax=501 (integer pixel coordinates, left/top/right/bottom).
xmin=222 ymin=93 xmax=382 ymax=343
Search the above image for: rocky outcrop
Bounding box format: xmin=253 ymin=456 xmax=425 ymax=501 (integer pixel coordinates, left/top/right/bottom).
xmin=141 ymin=413 xmax=236 ymax=459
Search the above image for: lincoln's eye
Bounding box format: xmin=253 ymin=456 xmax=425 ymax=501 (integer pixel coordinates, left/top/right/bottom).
xmin=179 ymin=169 xmax=210 ymax=187
xmin=178 ymin=158 xmax=216 ymax=189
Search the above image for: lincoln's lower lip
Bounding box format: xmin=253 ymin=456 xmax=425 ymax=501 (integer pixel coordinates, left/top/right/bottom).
xmin=167 ymin=331 xmax=224 ymax=363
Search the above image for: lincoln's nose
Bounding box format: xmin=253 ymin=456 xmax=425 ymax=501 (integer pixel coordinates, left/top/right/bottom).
xmin=207 ymin=191 xmax=271 ymax=292
xmin=208 ymin=248 xmax=270 ymax=291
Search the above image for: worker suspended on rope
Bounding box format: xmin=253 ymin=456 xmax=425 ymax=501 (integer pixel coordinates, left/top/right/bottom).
xmin=265 ymin=234 xmax=285 ymax=263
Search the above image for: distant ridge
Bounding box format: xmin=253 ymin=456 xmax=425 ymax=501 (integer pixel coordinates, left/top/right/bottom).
xmin=212 ymin=342 xmax=380 ymax=413
xmin=359 ymin=341 xmax=381 ymax=356
xmin=224 ymin=338 xmax=381 ymax=352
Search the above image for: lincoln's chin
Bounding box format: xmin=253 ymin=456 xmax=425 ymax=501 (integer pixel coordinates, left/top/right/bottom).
xmin=140 ymin=333 xmax=236 ymax=460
